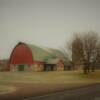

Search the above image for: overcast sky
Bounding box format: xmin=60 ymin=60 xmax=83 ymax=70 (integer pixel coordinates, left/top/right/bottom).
xmin=0 ymin=0 xmax=100 ymax=59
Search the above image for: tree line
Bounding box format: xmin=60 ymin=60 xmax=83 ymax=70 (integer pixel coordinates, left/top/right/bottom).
xmin=64 ymin=31 xmax=100 ymax=74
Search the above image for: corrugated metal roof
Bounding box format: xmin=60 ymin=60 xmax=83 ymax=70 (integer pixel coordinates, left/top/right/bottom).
xmin=26 ymin=43 xmax=64 ymax=62
xmin=27 ymin=44 xmax=50 ymax=62
xmin=46 ymin=58 xmax=60 ymax=64
xmin=22 ymin=42 xmax=69 ymax=64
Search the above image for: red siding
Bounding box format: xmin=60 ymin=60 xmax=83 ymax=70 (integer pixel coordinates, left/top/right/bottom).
xmin=10 ymin=43 xmax=33 ymax=64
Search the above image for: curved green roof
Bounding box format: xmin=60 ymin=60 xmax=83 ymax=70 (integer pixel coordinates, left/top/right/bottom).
xmin=24 ymin=42 xmax=69 ymax=63
xmin=27 ymin=44 xmax=50 ymax=62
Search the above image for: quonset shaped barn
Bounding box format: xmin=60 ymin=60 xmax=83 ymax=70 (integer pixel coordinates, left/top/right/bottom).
xmin=8 ymin=42 xmax=65 ymax=71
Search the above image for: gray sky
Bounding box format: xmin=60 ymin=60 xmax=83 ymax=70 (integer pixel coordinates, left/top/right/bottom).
xmin=0 ymin=0 xmax=100 ymax=59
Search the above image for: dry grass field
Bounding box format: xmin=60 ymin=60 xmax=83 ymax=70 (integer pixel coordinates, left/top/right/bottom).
xmin=0 ymin=70 xmax=100 ymax=99
xmin=0 ymin=85 xmax=15 ymax=95
xmin=0 ymin=70 xmax=100 ymax=83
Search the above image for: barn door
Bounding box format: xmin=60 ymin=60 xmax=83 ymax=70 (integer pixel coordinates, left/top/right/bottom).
xmin=18 ymin=65 xmax=24 ymax=71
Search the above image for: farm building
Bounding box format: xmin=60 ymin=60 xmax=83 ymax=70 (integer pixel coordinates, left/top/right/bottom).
xmin=8 ymin=42 xmax=66 ymax=72
xmin=44 ymin=58 xmax=64 ymax=71
xmin=0 ymin=61 xmax=6 ymax=71
xmin=0 ymin=59 xmax=9 ymax=71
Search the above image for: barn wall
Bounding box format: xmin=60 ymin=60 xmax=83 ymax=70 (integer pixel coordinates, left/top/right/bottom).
xmin=57 ymin=66 xmax=64 ymax=71
xmin=56 ymin=61 xmax=64 ymax=71
xmin=10 ymin=64 xmax=31 ymax=72
xmin=10 ymin=64 xmax=18 ymax=72
xmin=30 ymin=64 xmax=44 ymax=71
xmin=10 ymin=63 xmax=44 ymax=72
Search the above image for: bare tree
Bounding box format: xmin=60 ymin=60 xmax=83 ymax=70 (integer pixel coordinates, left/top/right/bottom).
xmin=66 ymin=31 xmax=100 ymax=74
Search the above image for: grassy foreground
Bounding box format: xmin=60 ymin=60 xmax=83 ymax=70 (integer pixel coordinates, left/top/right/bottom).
xmin=0 ymin=70 xmax=100 ymax=95
xmin=0 ymin=85 xmax=15 ymax=95
xmin=0 ymin=70 xmax=100 ymax=84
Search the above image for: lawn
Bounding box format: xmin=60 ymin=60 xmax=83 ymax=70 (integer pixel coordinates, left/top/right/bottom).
xmin=0 ymin=70 xmax=100 ymax=97
xmin=0 ymin=70 xmax=100 ymax=84
xmin=0 ymin=85 xmax=15 ymax=95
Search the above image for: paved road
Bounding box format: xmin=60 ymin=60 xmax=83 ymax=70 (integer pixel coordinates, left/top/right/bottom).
xmin=24 ymin=84 xmax=100 ymax=100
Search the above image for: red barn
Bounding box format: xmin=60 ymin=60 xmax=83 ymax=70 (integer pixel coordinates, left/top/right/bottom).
xmin=9 ymin=42 xmax=48 ymax=71
xmin=9 ymin=42 xmax=65 ymax=71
